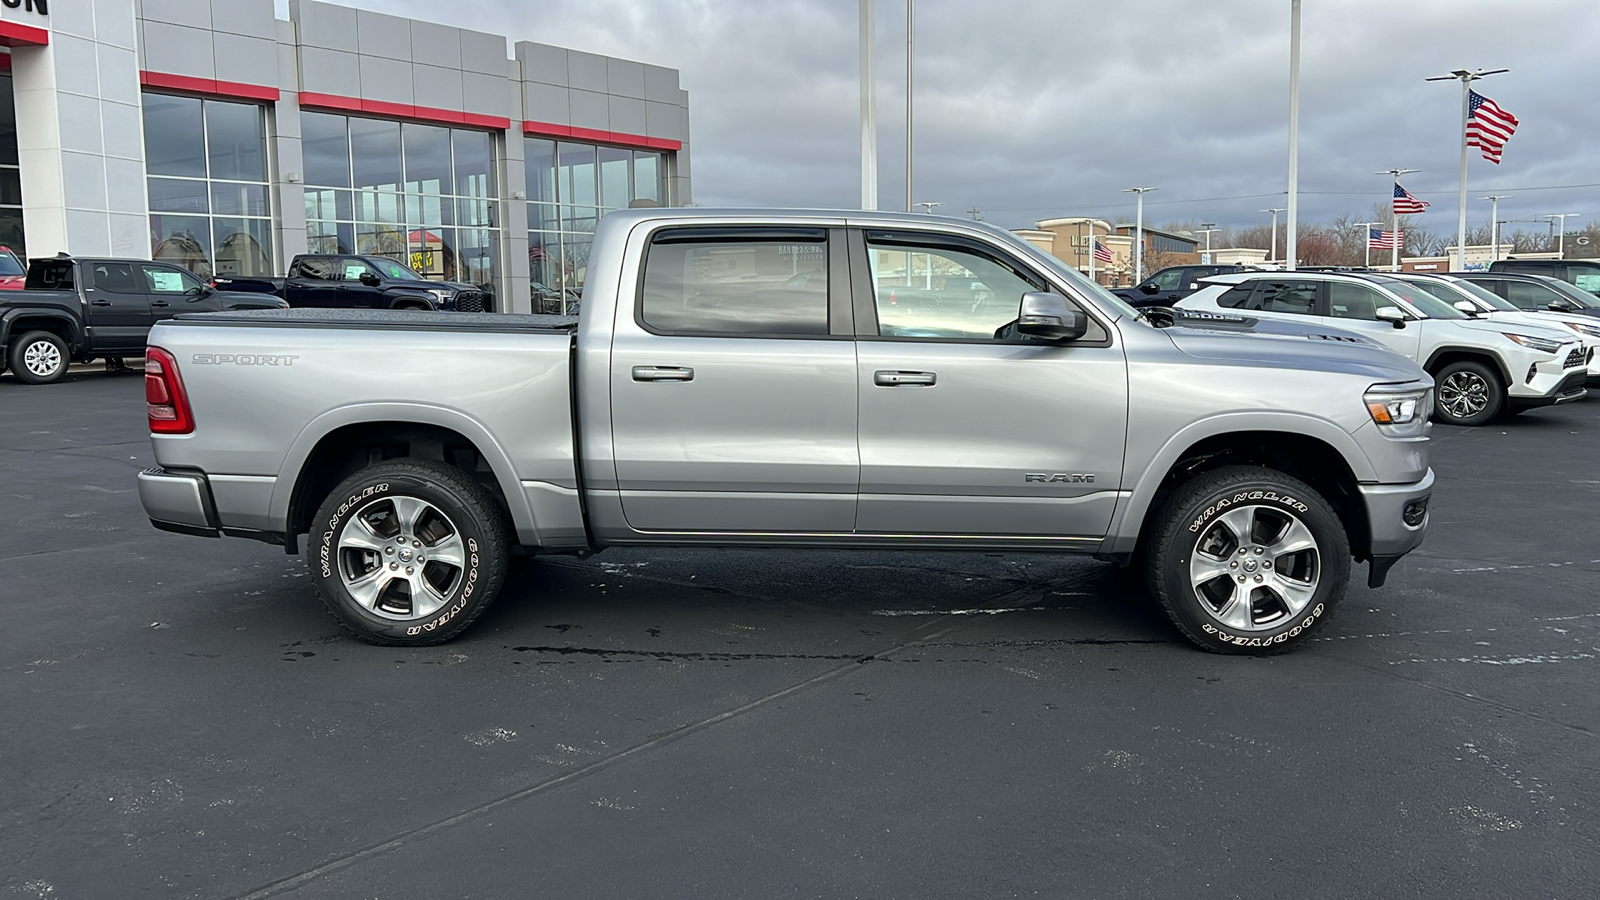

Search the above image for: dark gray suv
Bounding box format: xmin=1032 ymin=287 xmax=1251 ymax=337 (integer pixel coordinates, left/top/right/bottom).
xmin=1487 ymin=259 xmax=1600 ymax=299
xmin=1114 ymin=265 xmax=1253 ymax=307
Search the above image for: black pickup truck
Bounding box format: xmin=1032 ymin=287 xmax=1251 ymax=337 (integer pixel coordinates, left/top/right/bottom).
xmin=214 ymin=254 xmax=492 ymax=312
xmin=1 ymin=255 xmax=286 ymax=384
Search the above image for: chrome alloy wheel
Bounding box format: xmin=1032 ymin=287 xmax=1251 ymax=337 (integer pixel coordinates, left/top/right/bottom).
xmin=1189 ymin=504 xmax=1320 ymax=631
xmin=1438 ymin=370 xmax=1491 ymax=420
xmin=22 ymin=339 xmax=63 ymax=379
xmin=337 ymin=495 xmax=468 ymax=620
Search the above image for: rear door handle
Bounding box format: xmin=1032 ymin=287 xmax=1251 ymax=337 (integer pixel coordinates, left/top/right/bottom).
xmin=874 ymin=370 xmax=937 ymax=387
xmin=632 ymin=365 xmax=694 ymax=382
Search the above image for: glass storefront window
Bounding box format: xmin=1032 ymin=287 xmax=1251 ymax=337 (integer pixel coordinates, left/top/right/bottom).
xmin=141 ymin=93 xmax=273 ymax=278
xmin=523 ymin=136 xmax=671 ymax=304
xmin=0 ymin=73 xmax=18 ymax=258
xmin=299 ymin=112 xmax=502 ymax=304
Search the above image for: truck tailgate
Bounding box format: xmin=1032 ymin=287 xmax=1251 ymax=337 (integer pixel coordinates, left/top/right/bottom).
xmin=145 ymin=309 xmax=581 ymax=546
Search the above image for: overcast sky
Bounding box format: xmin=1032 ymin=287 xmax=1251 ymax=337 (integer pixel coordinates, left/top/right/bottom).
xmin=290 ymin=0 xmax=1600 ymax=236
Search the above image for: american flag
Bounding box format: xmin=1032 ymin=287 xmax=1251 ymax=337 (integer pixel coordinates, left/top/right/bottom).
xmin=1093 ymin=240 xmax=1113 ymax=264
xmin=1393 ymin=184 xmax=1430 ymax=215
xmin=1369 ymin=228 xmax=1403 ymax=249
xmin=1466 ymin=90 xmax=1519 ymax=164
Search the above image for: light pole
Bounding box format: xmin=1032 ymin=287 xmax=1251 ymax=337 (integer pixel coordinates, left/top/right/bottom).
xmin=859 ymin=0 xmax=877 ymax=210
xmin=1376 ymin=168 xmax=1419 ymax=270
xmin=1124 ymin=187 xmax=1157 ymax=284
xmin=904 ymin=0 xmax=913 ymax=212
xmin=1545 ymin=213 xmax=1582 ymax=256
xmin=1260 ymin=208 xmax=1284 ymax=265
xmin=1285 ymin=0 xmax=1302 ymax=271
xmin=1196 ymin=222 xmax=1220 ymax=261
xmin=1086 ymin=220 xmax=1102 ymax=285
xmin=1426 ymin=67 xmax=1509 ymax=271
xmin=1480 ymin=195 xmax=1509 ymax=262
xmin=1352 ymin=221 xmax=1382 ymax=270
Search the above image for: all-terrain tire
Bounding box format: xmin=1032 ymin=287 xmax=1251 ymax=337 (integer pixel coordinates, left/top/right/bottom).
xmin=1145 ymin=465 xmax=1350 ymax=655
xmin=8 ymin=331 xmax=70 ymax=384
xmin=307 ymin=458 xmax=511 ymax=645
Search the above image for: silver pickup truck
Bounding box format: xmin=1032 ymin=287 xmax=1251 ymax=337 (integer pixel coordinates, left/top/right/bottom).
xmin=138 ymin=210 xmax=1435 ymax=654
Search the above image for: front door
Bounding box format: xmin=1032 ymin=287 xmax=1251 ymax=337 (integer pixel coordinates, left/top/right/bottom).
xmin=138 ymin=263 xmax=208 ymax=324
xmin=81 ymin=261 xmax=152 ymax=351
xmin=1321 ymin=281 xmax=1423 ymax=358
xmin=852 ymin=228 xmax=1127 ymax=538
xmin=608 ymin=225 xmax=860 ymax=533
xmin=339 ymin=259 xmax=385 ymax=308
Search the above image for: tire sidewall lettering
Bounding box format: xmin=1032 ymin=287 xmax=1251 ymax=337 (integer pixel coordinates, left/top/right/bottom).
xmin=1188 ymin=489 xmax=1311 ymax=534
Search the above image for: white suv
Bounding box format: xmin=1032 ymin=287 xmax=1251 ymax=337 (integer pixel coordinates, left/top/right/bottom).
xmin=1393 ymin=273 xmax=1600 ymax=381
xmin=1178 ymin=271 xmax=1588 ymax=426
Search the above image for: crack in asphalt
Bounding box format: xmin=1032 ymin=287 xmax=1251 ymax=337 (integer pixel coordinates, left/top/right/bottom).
xmin=223 ymin=586 xmax=1046 ymax=900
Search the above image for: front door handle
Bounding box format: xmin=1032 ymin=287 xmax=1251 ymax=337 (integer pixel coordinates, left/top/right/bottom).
xmin=150 ymin=300 xmax=170 ymax=308
xmin=632 ymin=365 xmax=694 ymax=382
xmin=874 ymin=370 xmax=937 ymax=387
xmin=91 ymin=299 xmax=113 ymax=306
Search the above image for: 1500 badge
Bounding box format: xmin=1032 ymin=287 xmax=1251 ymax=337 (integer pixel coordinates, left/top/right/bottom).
xmin=191 ymin=353 xmax=299 ymax=366
xmin=1025 ymin=473 xmax=1095 ymax=483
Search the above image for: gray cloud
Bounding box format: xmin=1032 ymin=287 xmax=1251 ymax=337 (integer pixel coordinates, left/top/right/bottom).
xmin=314 ymin=0 xmax=1600 ymax=233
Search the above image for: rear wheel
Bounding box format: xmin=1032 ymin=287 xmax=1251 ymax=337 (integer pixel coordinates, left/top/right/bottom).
xmin=1433 ymin=360 xmax=1502 ymax=426
xmin=8 ymin=331 xmax=69 ymax=384
xmin=307 ymin=459 xmax=511 ymax=645
xmin=1145 ymin=466 xmax=1349 ymax=655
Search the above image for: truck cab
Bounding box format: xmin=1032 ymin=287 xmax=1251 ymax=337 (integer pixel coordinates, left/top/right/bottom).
xmin=281 ymin=255 xmax=491 ymax=312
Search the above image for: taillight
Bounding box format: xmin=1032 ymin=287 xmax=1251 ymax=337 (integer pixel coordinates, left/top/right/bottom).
xmin=145 ymin=347 xmax=194 ymax=434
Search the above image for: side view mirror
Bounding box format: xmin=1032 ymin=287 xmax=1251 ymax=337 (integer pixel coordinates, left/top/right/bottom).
xmin=359 ymin=272 xmax=381 ymax=286
xmin=1453 ymin=300 xmax=1482 ymax=316
xmin=1139 ymin=283 xmax=1159 ymax=294
xmin=1016 ymin=292 xmax=1088 ymax=341
xmin=1375 ymin=306 xmax=1408 ymax=328
xmin=1548 ymin=300 xmax=1574 ymax=312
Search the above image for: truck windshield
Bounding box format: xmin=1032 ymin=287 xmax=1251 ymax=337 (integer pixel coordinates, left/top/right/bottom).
xmin=990 ymin=229 xmax=1139 ymax=319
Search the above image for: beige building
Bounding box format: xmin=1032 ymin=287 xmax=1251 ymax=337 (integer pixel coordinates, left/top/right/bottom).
xmin=1016 ymin=217 xmax=1140 ymax=286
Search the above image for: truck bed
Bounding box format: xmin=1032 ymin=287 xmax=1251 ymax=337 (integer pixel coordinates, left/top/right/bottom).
xmin=146 ymin=308 xmax=584 ymax=549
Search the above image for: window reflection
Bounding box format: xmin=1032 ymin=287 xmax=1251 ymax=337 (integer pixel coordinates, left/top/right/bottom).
xmin=299 ymin=112 xmax=502 ymax=305
xmin=141 ymin=93 xmax=272 ymax=278
xmin=525 ymin=136 xmax=670 ymax=301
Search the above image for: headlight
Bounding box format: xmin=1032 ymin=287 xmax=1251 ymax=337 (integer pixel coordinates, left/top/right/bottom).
xmin=1562 ymin=321 xmax=1600 ymax=340
xmin=427 ymin=289 xmax=452 ymax=304
xmin=1501 ymin=332 xmax=1564 ymax=354
xmin=1365 ymin=386 xmax=1432 ymax=438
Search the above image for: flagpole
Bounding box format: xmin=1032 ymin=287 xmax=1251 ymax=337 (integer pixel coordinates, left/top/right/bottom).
xmin=1377 ymin=168 xmax=1419 ymax=271
xmin=1427 ymin=68 xmax=1508 ymax=271
xmin=1087 ymin=223 xmax=1096 ymax=284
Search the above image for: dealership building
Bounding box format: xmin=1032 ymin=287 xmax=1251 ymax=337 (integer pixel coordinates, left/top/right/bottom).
xmin=0 ymin=0 xmax=692 ymax=311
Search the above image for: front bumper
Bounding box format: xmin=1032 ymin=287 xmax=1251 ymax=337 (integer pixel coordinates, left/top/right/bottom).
xmin=1359 ymin=468 xmax=1434 ymax=587
xmin=137 ymin=467 xmax=220 ymax=537
xmin=1508 ymin=368 xmax=1589 ymax=409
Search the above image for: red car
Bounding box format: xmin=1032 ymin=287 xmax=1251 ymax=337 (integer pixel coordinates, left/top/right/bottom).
xmin=0 ymin=247 xmax=24 ymax=290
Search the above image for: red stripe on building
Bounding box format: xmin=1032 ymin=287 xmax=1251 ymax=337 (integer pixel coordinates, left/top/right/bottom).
xmin=522 ymin=120 xmax=681 ymax=152
xmin=140 ymin=71 xmax=280 ymax=102
xmin=0 ymin=20 xmax=49 ymax=47
xmin=298 ymin=92 xmax=511 ymax=132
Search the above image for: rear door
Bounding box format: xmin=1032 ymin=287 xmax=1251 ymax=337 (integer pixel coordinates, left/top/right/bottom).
xmin=852 ymin=228 xmax=1126 ymax=539
xmin=284 ymin=257 xmax=341 ymax=308
xmin=81 ymin=261 xmax=152 ymax=350
xmin=608 ymin=225 xmax=860 ymax=533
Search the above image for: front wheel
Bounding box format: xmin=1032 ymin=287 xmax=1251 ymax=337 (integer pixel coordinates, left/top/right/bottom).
xmin=308 ymin=459 xmax=511 ymax=645
xmin=8 ymin=331 xmax=70 ymax=384
xmin=1433 ymin=360 xmax=1503 ymax=426
xmin=1145 ymin=466 xmax=1350 ymax=655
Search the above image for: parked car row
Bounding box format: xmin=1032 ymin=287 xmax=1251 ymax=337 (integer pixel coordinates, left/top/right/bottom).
xmin=214 ymin=254 xmax=494 ymax=313
xmin=1177 ymin=270 xmax=1593 ymax=426
xmin=1 ymin=254 xmax=288 ymax=384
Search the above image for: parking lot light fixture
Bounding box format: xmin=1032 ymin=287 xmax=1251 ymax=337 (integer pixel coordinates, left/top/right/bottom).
xmin=1260 ymin=208 xmax=1285 ymax=265
xmin=1545 ymin=213 xmax=1581 ymax=257
xmin=1376 ymin=168 xmax=1420 ymax=270
xmin=1197 ymin=223 xmax=1220 ymax=258
xmin=1352 ymin=221 xmax=1382 ymax=269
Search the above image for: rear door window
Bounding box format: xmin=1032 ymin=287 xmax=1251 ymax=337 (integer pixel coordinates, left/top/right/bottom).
xmin=1239 ymin=280 xmax=1319 ymax=315
xmin=293 ymin=257 xmax=338 ymax=280
xmin=89 ymin=262 xmax=142 ymax=294
xmin=639 ymin=229 xmax=830 ymax=336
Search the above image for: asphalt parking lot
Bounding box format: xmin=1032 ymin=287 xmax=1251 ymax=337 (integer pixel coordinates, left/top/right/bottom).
xmin=3 ymin=370 xmax=1597 ymax=899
